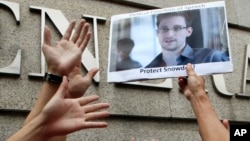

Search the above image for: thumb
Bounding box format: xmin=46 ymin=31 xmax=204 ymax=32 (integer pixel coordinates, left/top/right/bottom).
xmin=222 ymin=119 xmax=229 ymax=130
xmin=55 ymin=76 xmax=69 ymax=98
xmin=86 ymin=67 xmax=99 ymax=79
xmin=186 ymin=63 xmax=195 ymax=76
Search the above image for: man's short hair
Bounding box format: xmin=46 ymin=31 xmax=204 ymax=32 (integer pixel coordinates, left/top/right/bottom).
xmin=156 ymin=11 xmax=193 ymax=28
xmin=117 ymin=38 xmax=135 ymax=54
xmin=117 ymin=38 xmax=134 ymax=49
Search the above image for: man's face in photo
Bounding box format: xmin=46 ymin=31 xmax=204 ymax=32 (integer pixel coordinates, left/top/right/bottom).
xmin=157 ymin=15 xmax=193 ymax=52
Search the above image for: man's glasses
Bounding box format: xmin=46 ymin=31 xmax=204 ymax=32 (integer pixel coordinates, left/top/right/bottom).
xmin=157 ymin=26 xmax=187 ymax=33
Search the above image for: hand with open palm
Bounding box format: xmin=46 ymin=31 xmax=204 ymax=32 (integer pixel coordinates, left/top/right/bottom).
xmin=41 ymin=76 xmax=109 ymax=137
xmin=42 ymin=19 xmax=91 ymax=76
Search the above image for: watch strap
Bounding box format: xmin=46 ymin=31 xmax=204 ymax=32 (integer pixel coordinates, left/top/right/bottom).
xmin=43 ymin=72 xmax=63 ymax=84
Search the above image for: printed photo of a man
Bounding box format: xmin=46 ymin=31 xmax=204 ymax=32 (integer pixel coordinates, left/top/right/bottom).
xmin=146 ymin=10 xmax=229 ymax=68
xmin=107 ymin=1 xmax=232 ymax=82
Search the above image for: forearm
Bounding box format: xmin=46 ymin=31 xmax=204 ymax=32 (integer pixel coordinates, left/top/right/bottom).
xmin=7 ymin=116 xmax=48 ymax=141
xmin=23 ymin=82 xmax=58 ymax=125
xmin=189 ymin=92 xmax=229 ymax=141
xmin=24 ymin=62 xmax=69 ymax=125
xmin=48 ymin=136 xmax=66 ymax=141
xmin=23 ymin=82 xmax=67 ymax=141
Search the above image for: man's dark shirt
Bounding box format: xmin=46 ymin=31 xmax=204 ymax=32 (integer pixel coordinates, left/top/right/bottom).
xmin=116 ymin=56 xmax=142 ymax=71
xmin=146 ymin=44 xmax=229 ymax=68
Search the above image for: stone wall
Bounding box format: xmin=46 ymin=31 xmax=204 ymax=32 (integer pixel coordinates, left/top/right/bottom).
xmin=1 ymin=0 xmax=250 ymax=140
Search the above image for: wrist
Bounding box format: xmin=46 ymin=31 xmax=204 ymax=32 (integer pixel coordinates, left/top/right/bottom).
xmin=13 ymin=115 xmax=49 ymax=141
xmin=189 ymin=91 xmax=214 ymax=113
xmin=33 ymin=115 xmax=50 ymax=139
xmin=189 ymin=90 xmax=211 ymax=107
xmin=43 ymin=72 xmax=63 ymax=84
xmin=190 ymin=89 xmax=208 ymax=101
xmin=47 ymin=66 xmax=66 ymax=76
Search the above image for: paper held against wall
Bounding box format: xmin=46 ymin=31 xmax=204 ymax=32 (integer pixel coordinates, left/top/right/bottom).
xmin=107 ymin=1 xmax=233 ymax=82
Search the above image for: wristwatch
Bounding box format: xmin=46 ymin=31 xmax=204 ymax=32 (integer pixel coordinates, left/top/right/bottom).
xmin=43 ymin=72 xmax=63 ymax=84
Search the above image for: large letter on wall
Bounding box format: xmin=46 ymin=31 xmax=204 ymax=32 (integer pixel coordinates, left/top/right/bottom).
xmin=236 ymin=44 xmax=250 ymax=97
xmin=29 ymin=6 xmax=100 ymax=82
xmin=212 ymin=74 xmax=234 ymax=96
xmin=0 ymin=1 xmax=21 ymax=75
xmin=82 ymin=15 xmax=106 ymax=82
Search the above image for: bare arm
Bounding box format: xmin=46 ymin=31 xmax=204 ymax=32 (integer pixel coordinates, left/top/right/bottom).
xmin=178 ymin=63 xmax=229 ymax=141
xmin=24 ymin=19 xmax=90 ymax=123
xmin=7 ymin=77 xmax=109 ymax=141
xmin=23 ymin=19 xmax=94 ymax=141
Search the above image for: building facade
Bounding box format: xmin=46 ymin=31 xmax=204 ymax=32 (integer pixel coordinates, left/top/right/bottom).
xmin=1 ymin=0 xmax=250 ymax=140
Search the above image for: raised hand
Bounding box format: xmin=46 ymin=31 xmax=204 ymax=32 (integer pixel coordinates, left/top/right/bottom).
xmin=41 ymin=76 xmax=110 ymax=137
xmin=67 ymin=66 xmax=99 ymax=98
xmin=42 ymin=19 xmax=91 ymax=76
xmin=178 ymin=63 xmax=205 ymax=100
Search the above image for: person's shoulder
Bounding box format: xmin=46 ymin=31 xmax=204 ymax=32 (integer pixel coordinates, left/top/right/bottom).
xmin=194 ymin=47 xmax=223 ymax=55
xmin=194 ymin=47 xmax=229 ymax=61
xmin=194 ymin=47 xmax=213 ymax=53
xmin=134 ymin=61 xmax=142 ymax=68
xmin=130 ymin=58 xmax=142 ymax=68
xmin=145 ymin=53 xmax=163 ymax=68
xmin=200 ymin=48 xmax=229 ymax=61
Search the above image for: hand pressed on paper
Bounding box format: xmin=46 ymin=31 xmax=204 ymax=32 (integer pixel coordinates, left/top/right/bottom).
xmin=178 ymin=63 xmax=205 ymax=100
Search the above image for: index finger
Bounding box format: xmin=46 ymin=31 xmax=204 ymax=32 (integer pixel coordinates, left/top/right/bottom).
xmin=85 ymin=68 xmax=99 ymax=80
xmin=62 ymin=20 xmax=76 ymax=40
